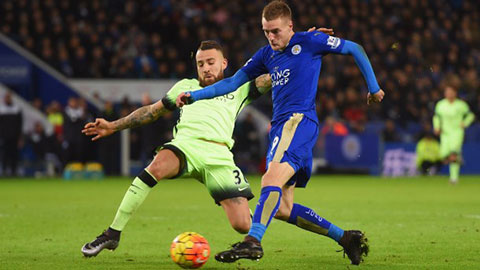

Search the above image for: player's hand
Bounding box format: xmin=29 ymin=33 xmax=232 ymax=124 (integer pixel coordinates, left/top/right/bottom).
xmin=176 ymin=92 xmax=191 ymax=108
xmin=460 ymin=123 xmax=465 ymax=129
xmin=367 ymin=89 xmax=385 ymax=105
xmin=81 ymin=118 xmax=115 ymax=141
xmin=307 ymin=26 xmax=334 ymax=35
xmin=434 ymin=129 xmax=441 ymax=136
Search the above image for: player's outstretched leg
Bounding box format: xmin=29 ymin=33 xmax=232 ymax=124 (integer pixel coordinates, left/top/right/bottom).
xmin=81 ymin=149 xmax=179 ymax=257
xmin=338 ymin=230 xmax=369 ymax=265
xmin=82 ymin=228 xmax=121 ymax=257
xmin=81 ymin=169 xmax=158 ymax=257
xmin=285 ymin=203 xmax=344 ymax=241
xmin=282 ymin=203 xmax=368 ymax=265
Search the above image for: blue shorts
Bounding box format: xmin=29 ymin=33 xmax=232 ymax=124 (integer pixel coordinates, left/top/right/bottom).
xmin=266 ymin=113 xmax=319 ymax=188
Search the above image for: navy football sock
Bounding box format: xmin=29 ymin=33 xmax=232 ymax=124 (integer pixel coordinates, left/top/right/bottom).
xmin=287 ymin=203 xmax=344 ymax=242
xmin=248 ymin=186 xmax=282 ymax=242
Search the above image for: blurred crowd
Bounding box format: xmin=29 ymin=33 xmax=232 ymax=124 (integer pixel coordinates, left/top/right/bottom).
xmin=0 ymin=94 xmax=177 ymax=176
xmin=1 ymin=0 xmax=479 ymax=175
xmin=0 ymin=92 xmax=265 ymax=176
xmin=2 ymin=0 xmax=479 ymax=128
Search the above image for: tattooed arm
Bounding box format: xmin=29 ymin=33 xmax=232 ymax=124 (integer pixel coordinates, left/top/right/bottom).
xmin=82 ymin=99 xmax=170 ymax=141
xmin=247 ymin=74 xmax=272 ymax=101
xmin=255 ymin=74 xmax=272 ymax=94
xmin=111 ymin=100 xmax=170 ymax=131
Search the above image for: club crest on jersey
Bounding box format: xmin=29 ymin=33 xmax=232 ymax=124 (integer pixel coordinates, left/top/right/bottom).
xmin=291 ymin=44 xmax=302 ymax=55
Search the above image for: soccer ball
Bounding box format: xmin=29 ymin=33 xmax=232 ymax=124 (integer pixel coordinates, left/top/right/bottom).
xmin=170 ymin=232 xmax=210 ymax=269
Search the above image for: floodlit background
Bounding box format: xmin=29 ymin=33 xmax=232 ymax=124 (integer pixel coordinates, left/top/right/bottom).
xmin=0 ymin=0 xmax=479 ymax=269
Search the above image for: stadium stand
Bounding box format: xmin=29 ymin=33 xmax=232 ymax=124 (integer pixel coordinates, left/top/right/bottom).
xmin=0 ymin=0 xmax=479 ymax=175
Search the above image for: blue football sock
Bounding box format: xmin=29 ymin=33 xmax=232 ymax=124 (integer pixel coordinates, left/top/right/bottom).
xmin=287 ymin=203 xmax=344 ymax=242
xmin=248 ymin=186 xmax=282 ymax=242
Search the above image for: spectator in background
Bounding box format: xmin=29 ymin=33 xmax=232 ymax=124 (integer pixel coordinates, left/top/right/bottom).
xmin=383 ymin=119 xmax=401 ymax=142
xmin=156 ymin=107 xmax=178 ymax=144
xmin=158 ymin=62 xmax=170 ymax=78
xmin=0 ymin=93 xmax=23 ymax=176
xmin=138 ymin=93 xmax=162 ymax=167
xmin=119 ymin=96 xmax=134 ymax=115
xmin=1 ymin=0 xmax=479 ymax=174
xmin=98 ymin=101 xmax=120 ymax=175
xmin=171 ymin=62 xmax=188 ymax=78
xmin=116 ymin=96 xmax=142 ymax=161
xmin=321 ymin=116 xmax=349 ymax=136
xmin=73 ymin=46 xmax=90 ymax=77
xmin=46 ymin=101 xmax=64 ymax=139
xmin=233 ymin=112 xmax=261 ymax=173
xmin=474 ymin=95 xmax=480 ymax=120
xmin=415 ymin=121 xmax=434 ymax=141
xmin=316 ymin=116 xmax=349 ymax=159
xmin=45 ymin=101 xmax=65 ymax=170
xmin=79 ymin=98 xmax=98 ymax=162
xmin=29 ymin=122 xmax=47 ymax=160
xmin=32 ymin=98 xmax=43 ymax=112
xmin=58 ymin=47 xmax=73 ymax=77
xmin=342 ymin=88 xmax=367 ymax=134
xmin=135 ymin=53 xmax=158 ymax=78
xmin=319 ymin=97 xmax=341 ymax=121
xmin=63 ymin=97 xmax=84 ymax=164
xmin=91 ymin=46 xmax=107 ymax=78
xmin=28 ymin=121 xmax=50 ymax=174
xmin=343 ymin=88 xmax=366 ymax=126
xmin=416 ymin=132 xmax=442 ymax=175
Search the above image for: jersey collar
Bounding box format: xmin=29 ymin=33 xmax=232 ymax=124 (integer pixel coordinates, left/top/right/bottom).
xmin=271 ymin=32 xmax=299 ymax=54
xmin=281 ymin=32 xmax=299 ymax=52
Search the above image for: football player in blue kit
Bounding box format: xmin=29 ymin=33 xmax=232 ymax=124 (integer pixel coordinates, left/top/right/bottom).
xmin=177 ymin=0 xmax=384 ymax=265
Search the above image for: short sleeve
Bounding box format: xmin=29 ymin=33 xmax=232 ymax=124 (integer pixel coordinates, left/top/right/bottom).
xmin=240 ymin=48 xmax=268 ymax=80
xmin=308 ymin=31 xmax=345 ymax=55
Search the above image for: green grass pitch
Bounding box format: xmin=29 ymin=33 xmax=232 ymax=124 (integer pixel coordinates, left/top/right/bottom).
xmin=1 ymin=175 xmax=479 ymax=269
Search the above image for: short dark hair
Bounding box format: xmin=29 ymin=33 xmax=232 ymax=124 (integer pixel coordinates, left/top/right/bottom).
xmin=262 ymin=0 xmax=292 ymax=21
xmin=442 ymin=74 xmax=461 ymax=90
xmin=444 ymin=85 xmax=458 ymax=92
xmin=197 ymin=40 xmax=224 ymax=56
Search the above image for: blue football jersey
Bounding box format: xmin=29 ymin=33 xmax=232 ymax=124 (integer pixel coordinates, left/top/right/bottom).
xmin=241 ymin=31 xmax=345 ymax=124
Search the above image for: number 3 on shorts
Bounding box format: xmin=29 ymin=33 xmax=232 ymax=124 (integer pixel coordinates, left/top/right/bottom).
xmin=233 ymin=169 xmax=248 ymax=185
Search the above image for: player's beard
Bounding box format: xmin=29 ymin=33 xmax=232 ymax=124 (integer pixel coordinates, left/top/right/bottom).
xmin=199 ymin=71 xmax=224 ymax=87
